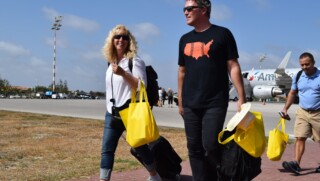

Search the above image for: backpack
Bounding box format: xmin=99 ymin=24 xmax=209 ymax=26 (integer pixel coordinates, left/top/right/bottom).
xmin=217 ymin=130 xmax=262 ymax=181
xmin=128 ymin=59 xmax=159 ymax=107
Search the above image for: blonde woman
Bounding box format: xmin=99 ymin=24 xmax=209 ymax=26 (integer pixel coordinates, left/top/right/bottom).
xmin=100 ymin=24 xmax=161 ymax=181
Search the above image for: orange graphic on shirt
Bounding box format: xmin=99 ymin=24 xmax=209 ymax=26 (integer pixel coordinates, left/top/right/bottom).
xmin=184 ymin=40 xmax=214 ymax=60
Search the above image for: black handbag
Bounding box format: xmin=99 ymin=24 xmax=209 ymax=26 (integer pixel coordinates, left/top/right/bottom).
xmin=217 ymin=130 xmax=261 ymax=181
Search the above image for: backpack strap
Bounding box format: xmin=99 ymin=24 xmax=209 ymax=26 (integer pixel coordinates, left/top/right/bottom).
xmin=295 ymin=70 xmax=303 ymax=84
xmin=107 ymin=62 xmax=115 ymax=104
xmin=295 ymin=70 xmax=303 ymax=90
xmin=128 ymin=58 xmax=133 ymax=72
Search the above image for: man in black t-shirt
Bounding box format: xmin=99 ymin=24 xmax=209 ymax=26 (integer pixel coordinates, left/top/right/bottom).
xmin=178 ymin=0 xmax=246 ymax=180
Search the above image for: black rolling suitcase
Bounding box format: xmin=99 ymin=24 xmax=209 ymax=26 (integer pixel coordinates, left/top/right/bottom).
xmin=130 ymin=136 xmax=182 ymax=181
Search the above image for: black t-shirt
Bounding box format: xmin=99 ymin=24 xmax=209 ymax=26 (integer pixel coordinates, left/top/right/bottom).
xmin=178 ymin=24 xmax=239 ymax=108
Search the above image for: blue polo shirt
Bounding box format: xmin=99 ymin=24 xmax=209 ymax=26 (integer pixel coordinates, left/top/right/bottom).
xmin=291 ymin=68 xmax=320 ymax=110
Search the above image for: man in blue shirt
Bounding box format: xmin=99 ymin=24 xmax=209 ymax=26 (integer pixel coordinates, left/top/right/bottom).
xmin=281 ymin=52 xmax=320 ymax=174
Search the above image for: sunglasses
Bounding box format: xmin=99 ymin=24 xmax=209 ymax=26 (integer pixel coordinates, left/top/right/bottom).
xmin=113 ymin=34 xmax=130 ymax=40
xmin=183 ymin=6 xmax=200 ymax=12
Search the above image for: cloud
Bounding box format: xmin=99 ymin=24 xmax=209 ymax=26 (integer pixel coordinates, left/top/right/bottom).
xmin=0 ymin=40 xmax=53 ymax=86
xmin=212 ymin=4 xmax=232 ymax=21
xmin=0 ymin=41 xmax=31 ymax=56
xmin=81 ymin=50 xmax=103 ymax=61
xmin=30 ymin=56 xmax=47 ymax=67
xmin=238 ymin=51 xmax=286 ymax=70
xmin=64 ymin=15 xmax=100 ymax=32
xmin=248 ymin=0 xmax=270 ymax=9
xmin=72 ymin=66 xmax=96 ymax=79
xmin=306 ymin=49 xmax=320 ymax=60
xmin=42 ymin=7 xmax=100 ymax=32
xmin=42 ymin=7 xmax=59 ymax=19
xmin=45 ymin=37 xmax=67 ymax=48
xmin=131 ymin=23 xmax=161 ymax=42
xmin=139 ymin=53 xmax=153 ymax=65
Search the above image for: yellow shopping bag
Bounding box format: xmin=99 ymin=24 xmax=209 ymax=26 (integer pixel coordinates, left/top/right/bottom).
xmin=121 ymin=81 xmax=159 ymax=148
xmin=219 ymin=111 xmax=267 ymax=158
xmin=267 ymin=118 xmax=289 ymax=161
xmin=234 ymin=111 xmax=267 ymax=158
xmin=119 ymin=108 xmax=129 ymax=128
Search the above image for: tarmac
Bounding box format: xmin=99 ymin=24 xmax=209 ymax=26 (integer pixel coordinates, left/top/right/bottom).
xmin=70 ymin=141 xmax=320 ymax=181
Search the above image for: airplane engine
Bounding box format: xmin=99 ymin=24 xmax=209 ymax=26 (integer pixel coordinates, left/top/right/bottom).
xmin=253 ymin=86 xmax=283 ymax=99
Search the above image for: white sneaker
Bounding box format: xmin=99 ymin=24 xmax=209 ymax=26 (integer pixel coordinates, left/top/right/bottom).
xmin=147 ymin=173 xmax=162 ymax=181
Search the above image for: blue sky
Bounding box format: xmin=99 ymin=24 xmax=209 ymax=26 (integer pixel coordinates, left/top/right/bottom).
xmin=1 ymin=0 xmax=320 ymax=92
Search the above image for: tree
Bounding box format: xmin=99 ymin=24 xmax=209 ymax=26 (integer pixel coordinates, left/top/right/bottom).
xmin=89 ymin=91 xmax=105 ymax=99
xmin=48 ymin=79 xmax=69 ymax=93
xmin=35 ymin=86 xmax=48 ymax=93
xmin=0 ymin=77 xmax=11 ymax=96
xmin=63 ymin=80 xmax=69 ymax=93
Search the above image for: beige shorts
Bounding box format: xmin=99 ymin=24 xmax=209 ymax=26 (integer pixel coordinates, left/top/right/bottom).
xmin=295 ymin=107 xmax=320 ymax=142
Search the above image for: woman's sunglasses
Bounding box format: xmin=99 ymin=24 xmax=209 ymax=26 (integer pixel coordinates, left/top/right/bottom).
xmin=113 ymin=35 xmax=129 ymax=40
xmin=183 ymin=6 xmax=200 ymax=12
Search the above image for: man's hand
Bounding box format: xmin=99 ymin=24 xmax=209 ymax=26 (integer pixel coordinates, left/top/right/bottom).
xmin=279 ymin=111 xmax=291 ymax=120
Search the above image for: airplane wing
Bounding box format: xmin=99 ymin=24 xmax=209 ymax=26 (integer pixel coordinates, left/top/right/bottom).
xmin=274 ymin=51 xmax=292 ymax=89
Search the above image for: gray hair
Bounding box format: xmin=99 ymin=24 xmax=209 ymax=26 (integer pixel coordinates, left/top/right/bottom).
xmin=195 ymin=0 xmax=211 ymax=18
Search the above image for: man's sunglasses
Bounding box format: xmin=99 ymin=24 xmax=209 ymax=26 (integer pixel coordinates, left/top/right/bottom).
xmin=183 ymin=6 xmax=200 ymax=12
xmin=113 ymin=35 xmax=130 ymax=40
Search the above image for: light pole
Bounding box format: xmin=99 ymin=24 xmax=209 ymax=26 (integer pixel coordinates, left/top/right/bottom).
xmin=51 ymin=16 xmax=63 ymax=92
xmin=259 ymin=54 xmax=267 ymax=69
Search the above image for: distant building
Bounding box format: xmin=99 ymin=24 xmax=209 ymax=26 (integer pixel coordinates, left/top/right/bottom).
xmin=10 ymin=86 xmax=29 ymax=91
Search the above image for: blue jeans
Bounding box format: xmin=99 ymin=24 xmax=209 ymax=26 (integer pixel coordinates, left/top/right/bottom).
xmin=100 ymin=112 xmax=156 ymax=180
xmin=183 ymin=106 xmax=227 ymax=181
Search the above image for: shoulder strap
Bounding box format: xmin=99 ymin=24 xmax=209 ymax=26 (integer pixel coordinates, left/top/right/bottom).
xmin=296 ymin=70 xmax=303 ymax=84
xmin=128 ymin=58 xmax=133 ymax=72
xmin=295 ymin=70 xmax=303 ymax=91
xmin=107 ymin=62 xmax=114 ymax=104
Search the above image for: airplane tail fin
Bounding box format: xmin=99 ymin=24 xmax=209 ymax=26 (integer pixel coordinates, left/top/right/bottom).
xmin=275 ymin=51 xmax=291 ymax=74
xmin=277 ymin=51 xmax=292 ymax=69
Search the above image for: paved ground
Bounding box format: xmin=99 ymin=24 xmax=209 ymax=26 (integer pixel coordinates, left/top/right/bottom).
xmin=70 ymin=141 xmax=319 ymax=181
xmin=0 ymin=99 xmax=299 ymax=135
xmin=2 ymin=100 xmax=318 ymax=180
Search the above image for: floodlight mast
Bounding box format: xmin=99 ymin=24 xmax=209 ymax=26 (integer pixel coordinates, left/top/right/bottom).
xmin=259 ymin=54 xmax=267 ymax=69
xmin=51 ymin=16 xmax=63 ymax=92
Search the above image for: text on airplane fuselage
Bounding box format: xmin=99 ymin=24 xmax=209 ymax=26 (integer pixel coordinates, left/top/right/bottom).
xmin=249 ymin=72 xmax=295 ymax=81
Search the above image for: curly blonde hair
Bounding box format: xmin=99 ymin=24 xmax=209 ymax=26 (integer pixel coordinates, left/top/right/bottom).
xmin=102 ymin=24 xmax=138 ymax=63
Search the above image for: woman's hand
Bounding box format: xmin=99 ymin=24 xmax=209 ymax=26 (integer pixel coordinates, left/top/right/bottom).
xmin=111 ymin=63 xmax=125 ymax=76
xmin=111 ymin=62 xmax=138 ymax=89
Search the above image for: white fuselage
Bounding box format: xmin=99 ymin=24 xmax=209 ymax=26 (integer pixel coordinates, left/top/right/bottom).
xmin=243 ymin=68 xmax=301 ymax=88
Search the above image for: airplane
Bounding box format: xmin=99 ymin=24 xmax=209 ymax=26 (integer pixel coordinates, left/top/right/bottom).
xmin=229 ymin=51 xmax=302 ymax=102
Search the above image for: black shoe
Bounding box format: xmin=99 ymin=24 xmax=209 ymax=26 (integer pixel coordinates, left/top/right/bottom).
xmin=282 ymin=161 xmax=301 ymax=174
xmin=316 ymin=166 xmax=320 ymax=173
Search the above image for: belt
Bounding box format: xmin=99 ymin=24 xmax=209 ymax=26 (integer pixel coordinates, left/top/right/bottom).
xmin=302 ymin=108 xmax=320 ymax=113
